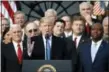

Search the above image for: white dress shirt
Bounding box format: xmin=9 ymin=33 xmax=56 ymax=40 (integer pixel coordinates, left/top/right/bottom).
xmin=27 ymin=38 xmax=35 ymax=56
xmin=91 ymin=39 xmax=102 ymax=62
xmin=64 ymin=31 xmax=72 ymax=37
xmin=13 ymin=41 xmax=23 ymax=56
xmin=22 ymin=28 xmax=25 ymax=41
xmin=72 ymin=34 xmax=82 ymax=48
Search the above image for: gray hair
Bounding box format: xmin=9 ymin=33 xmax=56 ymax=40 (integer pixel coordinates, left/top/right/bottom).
xmin=79 ymin=2 xmax=92 ymax=11
xmin=10 ymin=24 xmax=21 ymax=31
xmin=102 ymin=16 xmax=109 ymax=25
xmin=44 ymin=9 xmax=57 ymax=17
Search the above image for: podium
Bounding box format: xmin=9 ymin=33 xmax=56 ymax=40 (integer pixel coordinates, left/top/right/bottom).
xmin=22 ymin=60 xmax=72 ymax=72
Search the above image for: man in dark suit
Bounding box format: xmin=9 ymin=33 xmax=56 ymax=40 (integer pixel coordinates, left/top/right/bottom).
xmin=61 ymin=15 xmax=72 ymax=38
xmin=78 ymin=23 xmax=109 ymax=72
xmin=27 ymin=17 xmax=77 ymax=60
xmin=1 ymin=24 xmax=27 ymax=72
xmin=23 ymin=21 xmax=40 ymax=59
xmin=67 ymin=16 xmax=89 ymax=50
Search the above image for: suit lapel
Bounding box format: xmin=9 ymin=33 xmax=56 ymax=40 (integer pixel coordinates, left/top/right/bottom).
xmin=51 ymin=36 xmax=58 ymax=59
xmin=51 ymin=36 xmax=55 ymax=59
xmin=62 ymin=33 xmax=66 ymax=38
xmin=22 ymin=38 xmax=28 ymax=59
xmin=23 ymin=36 xmax=27 ymax=51
xmin=9 ymin=43 xmax=18 ymax=62
xmin=69 ymin=36 xmax=73 ymax=40
xmin=93 ymin=41 xmax=104 ymax=64
xmin=40 ymin=36 xmax=45 ymax=58
xmin=79 ymin=35 xmax=86 ymax=45
xmin=87 ymin=41 xmax=92 ymax=64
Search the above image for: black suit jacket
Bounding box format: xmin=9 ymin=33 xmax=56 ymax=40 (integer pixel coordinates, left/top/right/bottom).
xmin=64 ymin=38 xmax=77 ymax=72
xmin=30 ymin=35 xmax=77 ymax=72
xmin=1 ymin=42 xmax=27 ymax=72
xmin=29 ymin=35 xmax=69 ymax=60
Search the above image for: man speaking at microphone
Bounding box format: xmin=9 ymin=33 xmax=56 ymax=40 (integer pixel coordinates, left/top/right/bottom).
xmin=27 ymin=17 xmax=72 ymax=60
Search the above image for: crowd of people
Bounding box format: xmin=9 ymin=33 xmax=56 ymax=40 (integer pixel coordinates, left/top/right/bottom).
xmin=0 ymin=2 xmax=109 ymax=72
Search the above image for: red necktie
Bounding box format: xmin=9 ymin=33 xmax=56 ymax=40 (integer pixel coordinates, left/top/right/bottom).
xmin=86 ymin=23 xmax=90 ymax=35
xmin=74 ymin=37 xmax=77 ymax=48
xmin=17 ymin=43 xmax=22 ymax=64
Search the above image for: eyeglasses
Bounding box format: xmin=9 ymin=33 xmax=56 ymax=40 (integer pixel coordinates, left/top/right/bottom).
xmin=28 ymin=29 xmax=37 ymax=33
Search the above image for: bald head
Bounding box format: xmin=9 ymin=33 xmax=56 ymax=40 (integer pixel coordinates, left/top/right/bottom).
xmin=34 ymin=19 xmax=40 ymax=26
xmin=79 ymin=2 xmax=92 ymax=16
xmin=25 ymin=22 xmax=39 ymax=37
xmin=25 ymin=22 xmax=38 ymax=31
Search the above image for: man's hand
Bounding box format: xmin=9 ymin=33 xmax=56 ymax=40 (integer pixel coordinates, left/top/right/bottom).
xmin=27 ymin=38 xmax=35 ymax=56
xmin=84 ymin=14 xmax=93 ymax=26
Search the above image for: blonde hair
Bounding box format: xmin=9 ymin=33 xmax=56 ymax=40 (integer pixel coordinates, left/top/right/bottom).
xmin=39 ymin=17 xmax=53 ymax=25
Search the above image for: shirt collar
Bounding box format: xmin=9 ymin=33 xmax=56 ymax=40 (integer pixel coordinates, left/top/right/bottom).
xmin=13 ymin=40 xmax=23 ymax=46
xmin=92 ymin=39 xmax=103 ymax=45
xmin=42 ymin=35 xmax=52 ymax=40
xmin=91 ymin=14 xmax=97 ymax=19
xmin=64 ymin=31 xmax=72 ymax=35
xmin=73 ymin=34 xmax=82 ymax=39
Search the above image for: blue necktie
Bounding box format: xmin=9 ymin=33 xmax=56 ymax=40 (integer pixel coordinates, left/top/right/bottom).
xmin=45 ymin=37 xmax=51 ymax=60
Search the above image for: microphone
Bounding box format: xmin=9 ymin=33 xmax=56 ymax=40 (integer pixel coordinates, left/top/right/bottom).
xmin=45 ymin=34 xmax=50 ymax=39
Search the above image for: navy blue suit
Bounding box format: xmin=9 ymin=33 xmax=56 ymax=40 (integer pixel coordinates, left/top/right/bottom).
xmin=67 ymin=34 xmax=90 ymax=52
xmin=78 ymin=40 xmax=109 ymax=72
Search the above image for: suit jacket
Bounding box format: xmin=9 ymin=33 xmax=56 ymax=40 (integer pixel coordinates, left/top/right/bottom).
xmin=1 ymin=42 xmax=27 ymax=72
xmin=108 ymin=55 xmax=109 ymax=72
xmin=23 ymin=35 xmax=32 ymax=59
xmin=67 ymin=34 xmax=90 ymax=51
xmin=64 ymin=38 xmax=77 ymax=72
xmin=78 ymin=40 xmax=109 ymax=72
xmin=30 ymin=35 xmax=68 ymax=60
xmin=72 ymin=14 xmax=101 ymax=37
